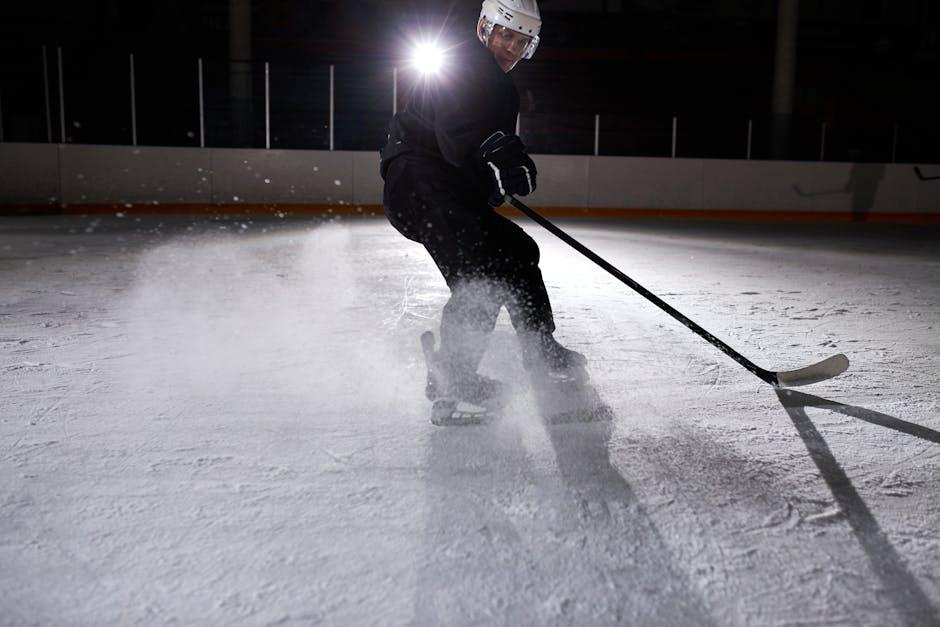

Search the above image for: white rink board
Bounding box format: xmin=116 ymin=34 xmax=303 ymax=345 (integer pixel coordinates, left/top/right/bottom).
xmin=1 ymin=143 xmax=939 ymax=215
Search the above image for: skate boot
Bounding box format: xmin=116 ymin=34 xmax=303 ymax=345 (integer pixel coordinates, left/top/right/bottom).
xmin=519 ymin=332 xmax=610 ymax=425
xmin=520 ymin=331 xmax=588 ymax=382
xmin=421 ymin=331 xmax=507 ymax=426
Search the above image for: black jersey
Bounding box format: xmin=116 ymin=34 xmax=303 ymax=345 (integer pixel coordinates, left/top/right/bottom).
xmin=380 ymin=37 xmax=520 ymax=195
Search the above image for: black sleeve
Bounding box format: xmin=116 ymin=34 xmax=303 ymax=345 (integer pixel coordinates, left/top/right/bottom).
xmin=431 ymin=61 xmax=510 ymax=168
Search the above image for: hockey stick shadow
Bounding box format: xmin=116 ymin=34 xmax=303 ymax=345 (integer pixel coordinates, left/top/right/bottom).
xmin=778 ymin=390 xmax=940 ymax=444
xmin=914 ymin=166 xmax=940 ymax=181
xmin=775 ymin=390 xmax=939 ymax=625
xmin=792 ymin=184 xmax=844 ymax=198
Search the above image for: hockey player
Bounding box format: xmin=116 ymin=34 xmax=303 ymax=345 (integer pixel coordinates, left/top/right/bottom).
xmin=380 ymin=0 xmax=586 ymax=424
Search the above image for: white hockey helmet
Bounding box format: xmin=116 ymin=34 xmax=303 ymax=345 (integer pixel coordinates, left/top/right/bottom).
xmin=478 ymin=0 xmax=542 ymax=60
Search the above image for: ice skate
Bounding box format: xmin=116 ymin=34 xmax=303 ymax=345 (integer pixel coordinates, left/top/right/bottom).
xmin=521 ymin=331 xmax=589 ymax=383
xmin=528 ymin=370 xmax=612 ymax=425
xmin=421 ymin=331 xmax=508 ymax=426
xmin=520 ymin=332 xmax=610 ymax=424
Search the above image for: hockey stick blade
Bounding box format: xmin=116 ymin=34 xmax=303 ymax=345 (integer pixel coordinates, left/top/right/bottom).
xmin=775 ymin=354 xmax=849 ymax=388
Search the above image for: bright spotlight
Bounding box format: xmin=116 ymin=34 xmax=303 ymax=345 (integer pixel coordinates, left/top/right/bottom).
xmin=411 ymin=41 xmax=445 ymax=75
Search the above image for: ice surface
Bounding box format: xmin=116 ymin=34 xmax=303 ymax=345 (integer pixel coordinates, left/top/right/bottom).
xmin=1 ymin=214 xmax=939 ymax=625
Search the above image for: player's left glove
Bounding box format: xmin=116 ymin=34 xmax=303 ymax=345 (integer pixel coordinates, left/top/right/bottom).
xmin=477 ymin=131 xmax=537 ymax=207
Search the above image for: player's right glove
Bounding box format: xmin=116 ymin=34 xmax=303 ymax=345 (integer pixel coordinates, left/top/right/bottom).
xmin=477 ymin=131 xmax=537 ymax=207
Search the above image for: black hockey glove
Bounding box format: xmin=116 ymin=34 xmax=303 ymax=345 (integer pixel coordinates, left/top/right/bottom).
xmin=477 ymin=131 xmax=537 ymax=207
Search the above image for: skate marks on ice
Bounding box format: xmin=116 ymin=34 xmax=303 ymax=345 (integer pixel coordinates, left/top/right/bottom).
xmin=776 ymin=390 xmax=940 ymax=625
xmin=414 ymin=416 xmax=713 ymax=625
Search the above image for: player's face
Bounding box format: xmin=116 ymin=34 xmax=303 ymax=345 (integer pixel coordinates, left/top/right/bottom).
xmin=486 ymin=24 xmax=532 ymax=72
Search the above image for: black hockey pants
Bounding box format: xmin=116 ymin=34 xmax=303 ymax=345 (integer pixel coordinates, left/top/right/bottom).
xmin=383 ymin=155 xmax=556 ymax=378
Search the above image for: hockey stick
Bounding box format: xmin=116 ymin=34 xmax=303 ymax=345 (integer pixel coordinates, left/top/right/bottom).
xmin=914 ymin=166 xmax=940 ymax=181
xmin=507 ymin=196 xmax=849 ymax=388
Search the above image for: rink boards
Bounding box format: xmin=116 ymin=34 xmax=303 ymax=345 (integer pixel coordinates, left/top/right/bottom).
xmin=1 ymin=142 xmax=939 ymax=223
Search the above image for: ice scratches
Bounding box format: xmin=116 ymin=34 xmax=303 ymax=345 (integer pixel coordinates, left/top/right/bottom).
xmin=267 ymin=610 xmax=325 ymax=625
xmin=318 ymin=446 xmax=354 ymax=465
xmin=753 ymin=495 xmax=851 ymax=530
xmin=215 ymin=589 xmax=265 ymax=619
xmin=148 ymin=455 xmax=235 ymax=474
xmin=2 ymin=439 xmax=62 ymax=465
xmin=385 ymin=274 xmax=438 ymax=329
xmin=577 ymin=496 xmax=612 ymax=523
xmin=755 ymin=501 xmax=800 ymax=531
xmin=0 ymin=337 xmax=36 ymax=345
xmin=477 ymin=517 xmax=524 ymax=547
xmin=803 ymin=506 xmax=846 ymax=525
xmin=2 ymin=361 xmax=99 ymax=373
xmin=315 ymin=439 xmax=380 ymax=470
xmin=874 ymin=471 xmax=924 ymax=498
xmin=775 ymin=613 xmax=855 ymax=626
xmin=1 ymin=362 xmax=51 ymax=372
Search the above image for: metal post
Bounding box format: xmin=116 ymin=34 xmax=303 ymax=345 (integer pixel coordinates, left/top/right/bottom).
xmin=265 ymin=61 xmax=270 ymax=149
xmin=42 ymin=46 xmax=52 ymax=143
xmin=891 ymin=123 xmax=898 ymax=163
xmin=671 ymin=115 xmax=678 ymax=158
xmin=329 ymin=64 xmax=334 ymax=151
xmin=198 ymin=57 xmax=205 ymax=148
xmin=747 ymin=119 xmax=753 ymax=160
xmin=515 ymin=113 xmax=520 ymax=136
xmin=129 ymin=53 xmax=137 ymax=146
xmin=819 ymin=121 xmax=827 ymax=161
xmin=594 ymin=114 xmax=600 ymax=156
xmin=57 ymin=46 xmax=66 ymax=143
xmin=392 ymin=67 xmax=398 ymax=116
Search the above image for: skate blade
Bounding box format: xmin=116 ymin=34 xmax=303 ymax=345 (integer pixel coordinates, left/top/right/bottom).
xmin=430 ymin=400 xmax=497 ymax=427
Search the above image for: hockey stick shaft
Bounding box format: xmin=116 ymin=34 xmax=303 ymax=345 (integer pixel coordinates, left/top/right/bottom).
xmin=508 ymin=196 xmax=777 ymax=385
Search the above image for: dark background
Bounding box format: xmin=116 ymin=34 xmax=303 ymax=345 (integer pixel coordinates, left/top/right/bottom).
xmin=1 ymin=0 xmax=938 ymax=162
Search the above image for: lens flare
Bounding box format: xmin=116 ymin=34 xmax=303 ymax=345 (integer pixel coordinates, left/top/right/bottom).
xmin=411 ymin=41 xmax=444 ymax=74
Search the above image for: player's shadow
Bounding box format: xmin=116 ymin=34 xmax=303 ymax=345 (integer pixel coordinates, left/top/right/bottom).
xmin=792 ymin=162 xmax=885 ymax=223
xmin=543 ymin=415 xmax=714 ymax=624
xmin=414 ymin=401 xmax=712 ymax=624
xmin=414 ymin=424 xmax=535 ymax=623
xmin=846 ymin=162 xmax=886 ymax=223
xmin=775 ymin=390 xmax=939 ymax=625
